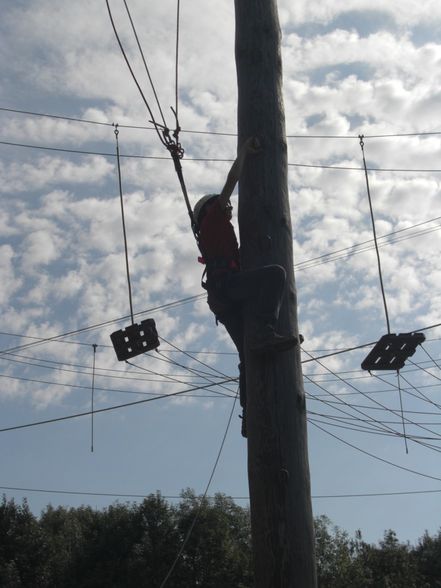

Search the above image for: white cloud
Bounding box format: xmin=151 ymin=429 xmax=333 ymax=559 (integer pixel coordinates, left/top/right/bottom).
xmin=279 ymin=0 xmax=441 ymax=26
xmin=0 ymin=245 xmax=22 ymax=306
xmin=1 ymin=1 xmax=441 ymax=546
xmin=0 ymin=156 xmax=113 ymax=193
xmin=19 ymin=229 xmax=63 ymax=273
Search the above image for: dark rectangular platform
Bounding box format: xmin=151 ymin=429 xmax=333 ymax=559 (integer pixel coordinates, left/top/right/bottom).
xmin=110 ymin=318 xmax=160 ymax=361
xmin=361 ymin=332 xmax=425 ymax=371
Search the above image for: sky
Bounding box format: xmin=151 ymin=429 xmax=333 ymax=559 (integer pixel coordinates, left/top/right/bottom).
xmin=1 ymin=0 xmax=441 ymax=547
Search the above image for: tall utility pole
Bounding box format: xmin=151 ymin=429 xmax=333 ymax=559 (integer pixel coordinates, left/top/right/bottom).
xmin=234 ymin=1 xmax=317 ymax=586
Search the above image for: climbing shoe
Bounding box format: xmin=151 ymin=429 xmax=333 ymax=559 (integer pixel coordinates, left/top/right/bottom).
xmin=250 ymin=332 xmax=298 ymax=355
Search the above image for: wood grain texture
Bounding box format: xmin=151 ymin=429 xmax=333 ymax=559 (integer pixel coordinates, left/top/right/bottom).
xmin=234 ymin=1 xmax=317 ymax=585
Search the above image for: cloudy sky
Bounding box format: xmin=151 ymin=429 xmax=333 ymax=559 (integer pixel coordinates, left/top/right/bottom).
xmin=1 ymin=0 xmax=441 ymax=546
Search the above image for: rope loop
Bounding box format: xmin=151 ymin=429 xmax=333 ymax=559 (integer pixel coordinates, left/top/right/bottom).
xmin=166 ymin=140 xmax=184 ymax=160
xmin=154 ymin=109 xmax=185 ymax=160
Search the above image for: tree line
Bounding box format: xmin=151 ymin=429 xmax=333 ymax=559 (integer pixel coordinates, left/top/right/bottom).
xmin=1 ymin=490 xmax=440 ymax=587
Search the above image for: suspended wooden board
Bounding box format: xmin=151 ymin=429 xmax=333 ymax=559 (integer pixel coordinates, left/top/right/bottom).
xmin=110 ymin=318 xmax=160 ymax=361
xmin=361 ymin=332 xmax=425 ymax=371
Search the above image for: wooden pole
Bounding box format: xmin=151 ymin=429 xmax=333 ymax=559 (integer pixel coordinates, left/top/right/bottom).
xmin=234 ymin=1 xmax=317 ymax=586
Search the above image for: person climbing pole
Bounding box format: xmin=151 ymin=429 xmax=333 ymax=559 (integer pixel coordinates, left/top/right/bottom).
xmin=193 ymin=137 xmax=299 ymax=437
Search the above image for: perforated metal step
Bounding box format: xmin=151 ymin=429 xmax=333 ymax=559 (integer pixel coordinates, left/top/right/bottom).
xmin=361 ymin=332 xmax=425 ymax=371
xmin=110 ymin=318 xmax=160 ymax=361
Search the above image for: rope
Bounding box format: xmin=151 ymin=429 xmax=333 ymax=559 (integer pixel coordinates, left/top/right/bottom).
xmin=159 ymin=388 xmax=239 ymax=588
xmin=169 ymin=148 xmax=198 ymax=238
xmin=175 ymin=0 xmax=180 ymax=122
xmin=105 ymin=0 xmax=198 ymax=244
xmin=105 ymin=0 xmax=167 ymax=147
xmin=121 ymin=0 xmax=167 ymax=128
xmin=114 ymin=125 xmax=134 ymax=323
xmin=91 ymin=344 xmax=97 ymax=452
xmin=397 ymin=370 xmax=409 ymax=454
xmin=358 ymin=138 xmax=412 ymax=455
xmin=359 ymin=135 xmax=391 ymax=334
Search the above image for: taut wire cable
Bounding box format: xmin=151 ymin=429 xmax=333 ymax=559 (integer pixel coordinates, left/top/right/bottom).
xmin=175 ymin=0 xmax=180 ymax=122
xmin=311 ymin=421 xmax=441 ymax=483
xmin=0 ymin=378 xmax=238 ymax=433
xmin=303 ymin=352 xmax=441 ymax=454
xmin=114 ymin=125 xmax=134 ymax=324
xmin=0 ymin=294 xmax=205 ymax=356
xmin=420 ymin=344 xmax=441 ymax=375
xmin=397 ymin=370 xmax=409 ymax=454
xmin=159 ymin=388 xmax=239 ymax=588
xmin=91 ymin=344 xmax=97 ymax=452
xmin=125 ymin=359 xmax=236 ymax=399
xmin=6 ymin=137 xmax=441 ymax=172
xmin=121 ymin=0 xmax=167 ymax=128
xmin=105 ymin=0 xmax=198 ymax=240
xmin=105 ymin=0 xmax=167 ymax=146
xmin=403 ymin=361 xmax=441 ymax=411
xmin=158 ymin=335 xmax=233 ymax=382
xmin=370 ymin=372 xmax=441 ymax=448
xmin=303 ymin=348 xmax=403 ymax=437
xmin=3 ymin=482 xmax=441 ymax=500
xmin=359 ymin=135 xmax=391 ymax=334
xmin=4 ymin=105 xmax=441 ymax=138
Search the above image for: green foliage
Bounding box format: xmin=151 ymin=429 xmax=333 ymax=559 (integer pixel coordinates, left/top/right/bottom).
xmin=356 ymin=529 xmax=423 ymax=588
xmin=1 ymin=491 xmax=441 ymax=587
xmin=0 ymin=496 xmax=49 ymax=587
xmin=174 ymin=489 xmax=252 ymax=587
xmin=314 ymin=519 xmax=432 ymax=588
xmin=315 ymin=515 xmax=366 ymax=587
xmin=415 ymin=529 xmax=441 ymax=588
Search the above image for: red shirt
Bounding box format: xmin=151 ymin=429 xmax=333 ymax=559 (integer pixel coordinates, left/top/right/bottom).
xmin=199 ymin=200 xmax=240 ymax=268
